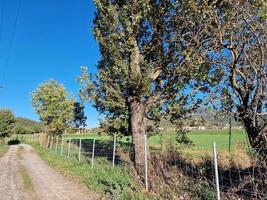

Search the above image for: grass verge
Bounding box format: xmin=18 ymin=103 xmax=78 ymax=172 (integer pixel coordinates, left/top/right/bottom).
xmin=30 ymin=142 xmax=157 ymax=200
xmin=16 ymin=145 xmax=34 ymax=191
xmin=20 ymin=166 xmax=34 ymax=191
xmin=0 ymin=140 xmax=8 ymax=157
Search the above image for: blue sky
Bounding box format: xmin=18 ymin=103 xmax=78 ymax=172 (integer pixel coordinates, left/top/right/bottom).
xmin=0 ymin=0 xmax=100 ymax=127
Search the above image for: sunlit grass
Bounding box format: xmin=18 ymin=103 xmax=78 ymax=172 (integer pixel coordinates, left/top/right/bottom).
xmin=64 ymin=129 xmax=248 ymax=155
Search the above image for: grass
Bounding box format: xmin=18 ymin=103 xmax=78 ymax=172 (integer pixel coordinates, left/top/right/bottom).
xmin=20 ymin=166 xmax=34 ymax=191
xmin=19 ymin=130 xmax=251 ymax=199
xmin=16 ymin=145 xmax=34 ymax=191
xmin=29 ymin=141 xmax=157 ymax=200
xmin=0 ymin=138 xmax=8 ymax=157
xmin=65 ymin=129 xmax=248 ymax=157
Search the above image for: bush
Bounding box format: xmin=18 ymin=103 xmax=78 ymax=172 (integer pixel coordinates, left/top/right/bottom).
xmin=0 ymin=109 xmax=16 ymax=137
xmin=12 ymin=125 xmax=36 ymax=135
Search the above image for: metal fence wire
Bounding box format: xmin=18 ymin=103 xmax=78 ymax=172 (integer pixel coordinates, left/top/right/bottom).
xmin=20 ymin=133 xmax=267 ymax=200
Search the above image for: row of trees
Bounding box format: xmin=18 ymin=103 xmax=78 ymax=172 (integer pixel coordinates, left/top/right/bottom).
xmin=0 ymin=80 xmax=86 ymax=139
xmin=30 ymin=0 xmax=266 ymax=177
xmin=76 ymin=0 xmax=266 ymax=175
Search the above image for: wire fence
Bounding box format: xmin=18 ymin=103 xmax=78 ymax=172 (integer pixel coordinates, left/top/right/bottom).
xmin=9 ymin=133 xmax=267 ymax=200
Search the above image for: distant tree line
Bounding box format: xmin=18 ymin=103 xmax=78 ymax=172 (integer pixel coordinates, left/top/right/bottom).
xmin=12 ymin=117 xmax=44 ymax=135
xmin=0 ymin=110 xmax=43 ymax=137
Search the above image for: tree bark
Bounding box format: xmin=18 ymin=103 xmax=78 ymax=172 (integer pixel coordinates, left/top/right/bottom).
xmin=240 ymin=112 xmax=267 ymax=155
xmin=129 ymin=99 xmax=147 ymax=176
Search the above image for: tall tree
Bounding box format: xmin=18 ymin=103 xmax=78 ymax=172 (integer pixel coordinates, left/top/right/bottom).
xmin=32 ymin=80 xmax=75 ymax=135
xmin=0 ymin=109 xmax=16 ymax=137
xmin=206 ymin=0 xmax=267 ymax=153
xmin=78 ymin=0 xmax=216 ymax=174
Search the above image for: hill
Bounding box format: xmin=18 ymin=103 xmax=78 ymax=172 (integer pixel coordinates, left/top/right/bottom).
xmin=13 ymin=117 xmax=44 ymax=134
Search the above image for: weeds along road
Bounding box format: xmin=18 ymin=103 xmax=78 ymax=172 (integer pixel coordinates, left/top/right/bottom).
xmin=0 ymin=144 xmax=101 ymax=200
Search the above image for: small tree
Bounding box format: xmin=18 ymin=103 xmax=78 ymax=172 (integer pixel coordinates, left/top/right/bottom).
xmin=32 ymin=80 xmax=75 ymax=135
xmin=0 ymin=109 xmax=16 ymax=137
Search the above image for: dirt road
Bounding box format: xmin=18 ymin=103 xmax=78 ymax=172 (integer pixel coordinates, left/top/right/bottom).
xmin=0 ymin=144 xmax=101 ymax=200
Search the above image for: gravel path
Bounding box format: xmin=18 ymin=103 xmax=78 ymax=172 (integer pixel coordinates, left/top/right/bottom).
xmin=0 ymin=145 xmax=32 ymax=200
xmin=0 ymin=144 xmax=101 ymax=200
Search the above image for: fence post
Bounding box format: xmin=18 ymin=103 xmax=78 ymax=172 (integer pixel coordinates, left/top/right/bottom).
xmin=144 ymin=134 xmax=148 ymax=191
xmin=213 ymin=142 xmax=221 ymax=200
xmin=60 ymin=137 xmax=64 ymax=156
xmin=91 ymin=139 xmax=95 ymax=168
xmin=67 ymin=138 xmax=71 ymax=158
xmin=78 ymin=138 xmax=82 ymax=162
xmin=55 ymin=136 xmax=59 ymax=153
xmin=46 ymin=136 xmax=50 ymax=149
xmin=49 ymin=136 xmax=53 ymax=150
xmin=112 ymin=134 xmax=117 ymax=168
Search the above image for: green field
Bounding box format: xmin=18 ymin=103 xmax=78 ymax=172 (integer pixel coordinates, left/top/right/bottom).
xmin=65 ymin=129 xmax=248 ymax=156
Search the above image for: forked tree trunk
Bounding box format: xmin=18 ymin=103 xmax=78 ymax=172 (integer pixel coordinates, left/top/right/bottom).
xmin=129 ymin=99 xmax=147 ymax=176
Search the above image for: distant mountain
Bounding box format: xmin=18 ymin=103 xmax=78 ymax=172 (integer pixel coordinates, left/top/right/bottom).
xmin=159 ymin=108 xmax=242 ymax=130
xmin=191 ymin=108 xmax=241 ymax=126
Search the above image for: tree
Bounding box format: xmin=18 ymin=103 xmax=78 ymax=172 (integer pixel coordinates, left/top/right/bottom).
xmin=0 ymin=109 xmax=16 ymax=137
xmin=205 ymin=1 xmax=267 ymax=153
xmin=32 ymin=80 xmax=75 ymax=135
xmin=78 ymin=0 xmax=216 ymax=175
xmin=72 ymin=102 xmax=87 ymax=128
xmin=12 ymin=117 xmax=43 ymax=135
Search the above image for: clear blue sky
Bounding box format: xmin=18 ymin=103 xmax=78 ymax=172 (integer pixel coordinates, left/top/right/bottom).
xmin=0 ymin=0 xmax=100 ymax=127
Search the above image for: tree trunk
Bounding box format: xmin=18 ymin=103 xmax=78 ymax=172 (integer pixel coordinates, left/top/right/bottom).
xmin=240 ymin=113 xmax=267 ymax=158
xmin=129 ymin=99 xmax=147 ymax=176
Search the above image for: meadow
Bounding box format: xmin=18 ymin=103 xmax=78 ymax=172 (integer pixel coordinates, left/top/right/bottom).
xmin=64 ymin=129 xmax=249 ymax=157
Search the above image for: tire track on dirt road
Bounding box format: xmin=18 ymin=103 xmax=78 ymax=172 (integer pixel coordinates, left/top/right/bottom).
xmin=0 ymin=145 xmax=32 ymax=200
xmin=0 ymin=144 xmax=101 ymax=200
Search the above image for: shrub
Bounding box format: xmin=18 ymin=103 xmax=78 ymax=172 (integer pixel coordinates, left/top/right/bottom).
xmin=0 ymin=109 xmax=16 ymax=137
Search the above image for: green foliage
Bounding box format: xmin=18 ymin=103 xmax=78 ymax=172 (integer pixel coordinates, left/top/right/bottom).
xmin=32 ymin=80 xmax=75 ymax=135
xmin=12 ymin=125 xmax=35 ymax=135
xmin=189 ymin=182 xmax=216 ymax=200
xmin=0 ymin=109 xmax=16 ymax=137
xmin=12 ymin=117 xmax=43 ymax=135
xmin=72 ymin=102 xmax=87 ymax=128
xmin=78 ymin=0 xmax=217 ymax=137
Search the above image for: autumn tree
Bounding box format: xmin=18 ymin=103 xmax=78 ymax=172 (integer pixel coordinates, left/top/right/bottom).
xmin=32 ymin=80 xmax=74 ymax=135
xmin=0 ymin=109 xmax=16 ymax=137
xmin=206 ymin=0 xmax=267 ymax=154
xmin=78 ymin=0 xmax=217 ymax=175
